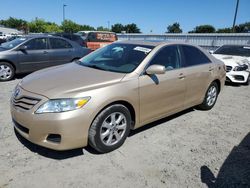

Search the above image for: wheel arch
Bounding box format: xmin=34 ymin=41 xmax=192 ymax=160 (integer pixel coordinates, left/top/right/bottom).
xmin=91 ymin=100 xmax=136 ymax=130
xmin=0 ymin=60 xmax=16 ymax=72
xmin=213 ymin=79 xmax=221 ymax=93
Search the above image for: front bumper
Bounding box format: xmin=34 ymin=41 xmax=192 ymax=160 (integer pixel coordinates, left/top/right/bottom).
xmin=226 ymin=70 xmax=250 ymax=83
xmin=11 ymin=87 xmax=94 ymax=150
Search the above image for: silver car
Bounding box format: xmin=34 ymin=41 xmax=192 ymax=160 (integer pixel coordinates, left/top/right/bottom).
xmin=0 ymin=35 xmax=91 ymax=81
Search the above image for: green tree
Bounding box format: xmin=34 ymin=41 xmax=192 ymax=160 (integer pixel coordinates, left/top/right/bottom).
xmin=96 ymin=26 xmax=110 ymax=31
xmin=189 ymin=25 xmax=216 ymax=33
xmin=124 ymin=23 xmax=141 ymax=33
xmin=60 ymin=20 xmax=80 ymax=33
xmin=235 ymin=22 xmax=250 ymax=33
xmin=0 ymin=17 xmax=27 ymax=31
xmin=216 ymin=27 xmax=232 ymax=33
xmin=79 ymin=24 xmax=95 ymax=31
xmin=166 ymin=22 xmax=182 ymax=33
xmin=111 ymin=23 xmax=124 ymax=33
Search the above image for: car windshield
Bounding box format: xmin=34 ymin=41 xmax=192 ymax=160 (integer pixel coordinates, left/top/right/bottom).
xmin=78 ymin=43 xmax=154 ymax=73
xmin=0 ymin=37 xmax=27 ymax=49
xmin=214 ymin=45 xmax=250 ymax=57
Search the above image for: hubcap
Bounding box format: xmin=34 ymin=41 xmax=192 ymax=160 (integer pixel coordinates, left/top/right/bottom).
xmin=100 ymin=112 xmax=127 ymax=146
xmin=0 ymin=65 xmax=12 ymax=80
xmin=206 ymin=86 xmax=217 ymax=106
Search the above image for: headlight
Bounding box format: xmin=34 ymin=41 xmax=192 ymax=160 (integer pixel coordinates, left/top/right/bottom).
xmin=35 ymin=97 xmax=90 ymax=114
xmin=233 ymin=64 xmax=248 ymax=71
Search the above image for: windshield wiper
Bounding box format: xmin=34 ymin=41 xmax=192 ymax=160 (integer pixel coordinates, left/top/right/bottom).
xmin=82 ymin=64 xmax=108 ymax=71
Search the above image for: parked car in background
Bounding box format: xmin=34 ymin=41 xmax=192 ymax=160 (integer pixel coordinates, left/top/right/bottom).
xmin=11 ymin=41 xmax=226 ymax=153
xmin=211 ymin=45 xmax=250 ymax=85
xmin=0 ymin=35 xmax=91 ymax=81
xmin=77 ymin=31 xmax=117 ymax=50
xmin=52 ymin=33 xmax=87 ymax=47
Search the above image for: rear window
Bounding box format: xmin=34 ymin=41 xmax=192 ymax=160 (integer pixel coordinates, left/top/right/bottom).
xmin=214 ymin=45 xmax=250 ymax=57
xmin=49 ymin=38 xmax=72 ymax=49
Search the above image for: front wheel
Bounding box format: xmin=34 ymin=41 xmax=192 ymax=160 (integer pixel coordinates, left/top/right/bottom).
xmin=198 ymin=82 xmax=218 ymax=110
xmin=0 ymin=62 xmax=14 ymax=81
xmin=88 ymin=104 xmax=131 ymax=153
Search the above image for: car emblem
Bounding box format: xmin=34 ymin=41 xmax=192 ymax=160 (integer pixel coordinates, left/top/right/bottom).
xmin=14 ymin=88 xmax=20 ymax=98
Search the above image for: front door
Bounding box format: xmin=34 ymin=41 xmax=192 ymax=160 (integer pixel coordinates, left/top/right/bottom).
xmin=18 ymin=38 xmax=50 ymax=72
xmin=139 ymin=45 xmax=186 ymax=126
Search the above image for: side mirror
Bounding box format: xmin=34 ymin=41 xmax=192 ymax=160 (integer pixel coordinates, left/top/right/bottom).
xmin=146 ymin=65 xmax=166 ymax=75
xmin=18 ymin=45 xmax=27 ymax=51
xmin=209 ymin=50 xmax=214 ymax=54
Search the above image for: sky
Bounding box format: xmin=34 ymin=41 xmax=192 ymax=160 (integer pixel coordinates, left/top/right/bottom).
xmin=0 ymin=0 xmax=249 ymax=33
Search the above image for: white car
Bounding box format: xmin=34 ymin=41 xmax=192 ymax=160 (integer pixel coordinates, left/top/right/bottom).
xmin=211 ymin=45 xmax=250 ymax=85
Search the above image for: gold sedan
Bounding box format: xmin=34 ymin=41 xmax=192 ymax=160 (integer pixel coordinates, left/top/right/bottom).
xmin=11 ymin=41 xmax=226 ymax=153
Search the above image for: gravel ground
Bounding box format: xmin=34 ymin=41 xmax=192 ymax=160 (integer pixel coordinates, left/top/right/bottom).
xmin=0 ymin=78 xmax=249 ymax=188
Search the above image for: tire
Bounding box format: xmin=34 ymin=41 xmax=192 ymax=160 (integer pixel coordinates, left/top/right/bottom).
xmin=198 ymin=82 xmax=219 ymax=110
xmin=0 ymin=62 xmax=15 ymax=81
xmin=88 ymin=104 xmax=131 ymax=153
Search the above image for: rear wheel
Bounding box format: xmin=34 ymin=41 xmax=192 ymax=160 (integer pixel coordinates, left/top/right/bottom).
xmin=198 ymin=82 xmax=218 ymax=110
xmin=0 ymin=62 xmax=14 ymax=81
xmin=88 ymin=104 xmax=131 ymax=153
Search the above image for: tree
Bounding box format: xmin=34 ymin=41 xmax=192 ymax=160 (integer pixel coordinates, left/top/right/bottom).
xmin=0 ymin=17 xmax=27 ymax=31
xmin=166 ymin=22 xmax=182 ymax=33
xmin=60 ymin=20 xmax=80 ymax=33
xmin=28 ymin=18 xmax=62 ymax=33
xmin=96 ymin=26 xmax=109 ymax=31
xmin=111 ymin=23 xmax=124 ymax=33
xmin=235 ymin=22 xmax=250 ymax=33
xmin=60 ymin=20 xmax=95 ymax=33
xmin=189 ymin=25 xmax=216 ymax=33
xmin=124 ymin=23 xmax=141 ymax=33
xmin=216 ymin=27 xmax=232 ymax=33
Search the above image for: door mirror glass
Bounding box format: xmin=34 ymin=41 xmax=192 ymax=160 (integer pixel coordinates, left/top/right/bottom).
xmin=146 ymin=65 xmax=166 ymax=75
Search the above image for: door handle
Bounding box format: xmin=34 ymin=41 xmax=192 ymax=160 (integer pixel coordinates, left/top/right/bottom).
xmin=43 ymin=51 xmax=48 ymax=54
xmin=209 ymin=67 xmax=214 ymax=71
xmin=178 ymin=73 xmax=185 ymax=79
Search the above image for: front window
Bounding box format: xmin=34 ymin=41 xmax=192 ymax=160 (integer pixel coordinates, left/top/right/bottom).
xmin=0 ymin=37 xmax=27 ymax=49
xmin=79 ymin=43 xmax=154 ymax=73
xmin=214 ymin=45 xmax=250 ymax=57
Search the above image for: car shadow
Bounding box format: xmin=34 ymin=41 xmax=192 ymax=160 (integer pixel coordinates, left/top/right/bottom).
xmin=14 ymin=108 xmax=195 ymax=158
xmin=129 ymin=108 xmax=194 ymax=137
xmin=14 ymin=128 xmax=84 ymax=160
xmin=201 ymin=132 xmax=250 ymax=187
xmin=225 ymin=82 xmax=242 ymax=87
xmin=15 ymin=73 xmax=30 ymax=80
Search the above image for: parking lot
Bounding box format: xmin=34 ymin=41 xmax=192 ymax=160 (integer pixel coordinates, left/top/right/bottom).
xmin=0 ymin=78 xmax=249 ymax=187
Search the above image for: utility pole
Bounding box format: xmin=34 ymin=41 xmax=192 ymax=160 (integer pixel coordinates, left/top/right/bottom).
xmin=63 ymin=4 xmax=67 ymax=22
xmin=232 ymin=0 xmax=239 ymax=32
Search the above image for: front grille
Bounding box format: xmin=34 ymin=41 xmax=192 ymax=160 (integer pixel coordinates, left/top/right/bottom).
xmin=234 ymin=75 xmax=244 ymax=81
xmin=13 ymin=96 xmax=41 ymax=110
xmin=226 ymin=66 xmax=232 ymax=72
xmin=13 ymin=119 xmax=29 ymax=134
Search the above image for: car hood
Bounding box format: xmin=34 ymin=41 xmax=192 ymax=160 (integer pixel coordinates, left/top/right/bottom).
xmin=20 ymin=63 xmax=126 ymax=98
xmin=212 ymin=54 xmax=250 ymax=67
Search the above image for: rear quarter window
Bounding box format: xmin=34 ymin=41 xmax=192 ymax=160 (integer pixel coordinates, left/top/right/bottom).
xmin=181 ymin=45 xmax=211 ymax=67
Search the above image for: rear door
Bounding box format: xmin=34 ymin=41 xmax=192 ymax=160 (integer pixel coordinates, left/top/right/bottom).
xmin=139 ymin=45 xmax=187 ymax=125
xmin=48 ymin=38 xmax=74 ymax=65
xmin=179 ymin=45 xmax=214 ymax=107
xmin=17 ymin=37 xmax=50 ymax=72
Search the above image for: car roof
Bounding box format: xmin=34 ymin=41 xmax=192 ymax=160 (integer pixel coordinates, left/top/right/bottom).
xmin=77 ymin=31 xmax=116 ymax=34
